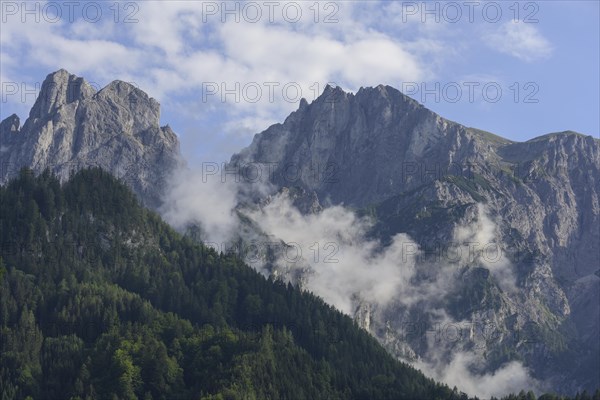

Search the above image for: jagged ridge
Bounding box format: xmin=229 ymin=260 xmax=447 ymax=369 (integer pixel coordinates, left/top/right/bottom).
xmin=0 ymin=69 xmax=181 ymax=209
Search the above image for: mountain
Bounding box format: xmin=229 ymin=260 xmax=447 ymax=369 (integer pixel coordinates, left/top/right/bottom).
xmin=0 ymin=69 xmax=181 ymax=209
xmin=230 ymin=85 xmax=600 ymax=394
xmin=0 ymin=168 xmax=480 ymax=400
xmin=1 ymin=70 xmax=597 ymax=397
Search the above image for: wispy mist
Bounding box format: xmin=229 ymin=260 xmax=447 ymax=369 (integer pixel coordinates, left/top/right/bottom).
xmin=160 ymin=166 xmax=240 ymax=245
xmin=160 ymin=165 xmax=539 ymax=398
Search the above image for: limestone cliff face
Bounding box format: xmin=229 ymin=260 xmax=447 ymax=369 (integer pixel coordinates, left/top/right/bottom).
xmin=232 ymin=84 xmax=600 ymax=393
xmin=0 ymin=69 xmax=181 ymax=209
xmin=232 ymin=85 xmax=498 ymax=207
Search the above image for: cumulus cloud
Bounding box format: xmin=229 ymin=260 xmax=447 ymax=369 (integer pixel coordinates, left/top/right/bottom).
xmin=485 ymin=20 xmax=553 ymax=62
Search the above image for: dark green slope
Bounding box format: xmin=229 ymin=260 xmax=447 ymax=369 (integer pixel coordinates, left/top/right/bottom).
xmin=0 ymin=168 xmax=468 ymax=400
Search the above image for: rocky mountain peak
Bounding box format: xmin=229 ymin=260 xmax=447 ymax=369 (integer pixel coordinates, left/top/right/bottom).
xmin=29 ymin=69 xmax=96 ymax=120
xmin=0 ymin=69 xmax=181 ymax=209
xmin=232 ymin=83 xmax=461 ymax=206
xmin=322 ymin=83 xmax=341 ymax=94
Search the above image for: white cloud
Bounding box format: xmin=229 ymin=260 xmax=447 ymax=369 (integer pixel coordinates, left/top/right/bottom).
xmin=416 ymin=351 xmax=540 ymax=399
xmin=126 ymin=1 xmax=207 ymax=57
xmin=160 ymin=166 xmax=240 ymax=245
xmin=453 ymin=204 xmax=517 ymax=292
xmin=30 ymin=37 xmax=143 ymax=78
xmin=242 ymin=193 xmax=420 ymax=313
xmin=485 ymin=21 xmax=553 ymax=62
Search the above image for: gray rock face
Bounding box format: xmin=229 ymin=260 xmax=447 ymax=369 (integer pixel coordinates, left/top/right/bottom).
xmin=231 ymin=84 xmax=600 ymax=394
xmin=232 ymin=85 xmax=497 ymax=207
xmin=0 ymin=69 xmax=181 ymax=209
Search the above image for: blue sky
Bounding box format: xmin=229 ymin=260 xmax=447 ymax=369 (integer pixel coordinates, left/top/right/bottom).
xmin=1 ymin=0 xmax=598 ymax=164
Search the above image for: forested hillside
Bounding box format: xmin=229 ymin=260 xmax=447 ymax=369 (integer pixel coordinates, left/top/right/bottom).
xmin=0 ymin=168 xmax=466 ymax=399
xmin=0 ymin=168 xmax=597 ymax=400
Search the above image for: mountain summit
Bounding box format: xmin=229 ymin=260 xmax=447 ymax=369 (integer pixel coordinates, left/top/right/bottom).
xmin=0 ymin=69 xmax=181 ymax=208
xmin=232 ymin=84 xmax=597 ymax=208
xmin=231 ymin=84 xmax=600 ymax=394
